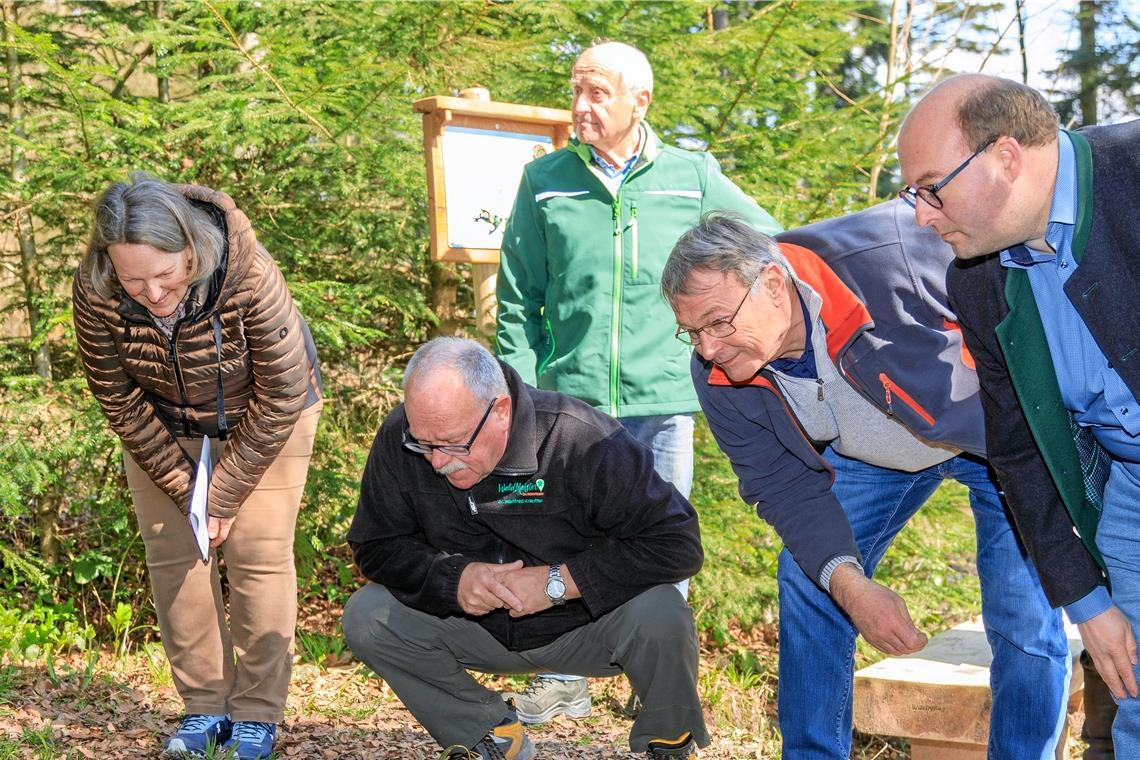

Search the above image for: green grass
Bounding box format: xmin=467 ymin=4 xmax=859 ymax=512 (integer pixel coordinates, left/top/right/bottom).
xmin=689 ymin=417 xmax=783 ymax=644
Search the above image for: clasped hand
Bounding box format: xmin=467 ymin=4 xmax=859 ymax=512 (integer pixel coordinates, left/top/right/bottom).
xmin=457 ymin=561 xmax=556 ymax=618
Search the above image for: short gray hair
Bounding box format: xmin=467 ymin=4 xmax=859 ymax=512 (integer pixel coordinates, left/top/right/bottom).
xmin=661 ymin=212 xmax=791 ymax=308
xmin=581 ymin=41 xmax=653 ymax=96
xmin=84 ymin=172 xmax=224 ymax=300
xmin=403 ymin=337 xmax=509 ymax=404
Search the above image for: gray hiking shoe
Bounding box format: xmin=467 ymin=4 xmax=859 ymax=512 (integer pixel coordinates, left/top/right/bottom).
xmin=503 ymin=676 xmax=592 ymax=724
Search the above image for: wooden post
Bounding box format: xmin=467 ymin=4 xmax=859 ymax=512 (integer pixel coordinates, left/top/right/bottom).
xmin=458 ymin=88 xmax=500 ymax=344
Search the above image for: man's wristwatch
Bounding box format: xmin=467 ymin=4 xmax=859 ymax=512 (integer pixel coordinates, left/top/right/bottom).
xmin=545 ymin=564 xmax=567 ymax=606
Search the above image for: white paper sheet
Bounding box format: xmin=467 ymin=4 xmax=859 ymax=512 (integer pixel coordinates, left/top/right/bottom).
xmin=188 ymin=435 xmax=212 ymax=563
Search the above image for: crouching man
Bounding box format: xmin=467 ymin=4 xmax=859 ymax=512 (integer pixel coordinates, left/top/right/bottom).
xmin=342 ymin=337 xmax=706 ymax=760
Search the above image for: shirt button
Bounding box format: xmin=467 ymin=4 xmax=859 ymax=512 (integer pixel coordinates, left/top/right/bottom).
xmin=1060 ymin=260 xmax=1069 ymax=269
xmin=1122 ymin=408 xmax=1130 ymax=416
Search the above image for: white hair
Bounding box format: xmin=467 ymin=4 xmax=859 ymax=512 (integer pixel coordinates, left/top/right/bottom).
xmin=581 ymin=41 xmax=653 ymax=96
xmin=403 ymin=337 xmax=508 ymax=404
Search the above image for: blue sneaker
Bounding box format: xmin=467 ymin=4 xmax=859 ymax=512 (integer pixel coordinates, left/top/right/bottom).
xmin=224 ymin=721 xmax=277 ymax=759
xmin=162 ymin=714 xmax=232 ymax=757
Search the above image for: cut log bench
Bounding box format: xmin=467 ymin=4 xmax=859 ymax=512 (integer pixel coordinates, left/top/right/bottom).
xmin=853 ymin=619 xmax=1086 ymax=759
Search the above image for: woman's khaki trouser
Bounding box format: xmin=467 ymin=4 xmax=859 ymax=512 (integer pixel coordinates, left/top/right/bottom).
xmin=124 ymin=401 xmax=321 ymax=723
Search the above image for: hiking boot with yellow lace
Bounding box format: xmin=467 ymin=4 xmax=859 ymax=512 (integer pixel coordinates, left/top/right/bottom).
xmin=646 ymin=731 xmax=698 ymax=759
xmin=439 ymin=711 xmax=536 ymax=760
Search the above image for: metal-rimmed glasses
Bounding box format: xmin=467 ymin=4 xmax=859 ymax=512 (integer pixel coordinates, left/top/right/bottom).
xmin=674 ymin=276 xmax=758 ymax=346
xmin=898 ymin=137 xmax=996 ymax=210
xmin=402 ymin=396 xmax=500 ymax=456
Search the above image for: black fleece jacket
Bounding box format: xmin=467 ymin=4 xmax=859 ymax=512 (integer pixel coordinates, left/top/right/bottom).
xmin=347 ymin=361 xmax=703 ymax=651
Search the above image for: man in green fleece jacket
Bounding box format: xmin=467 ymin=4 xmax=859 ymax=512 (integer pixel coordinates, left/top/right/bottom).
xmin=495 ymin=40 xmax=780 ymax=722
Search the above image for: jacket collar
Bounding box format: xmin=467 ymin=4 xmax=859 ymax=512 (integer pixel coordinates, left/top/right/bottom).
xmin=568 ymin=121 xmax=661 ymax=171
xmin=491 ymin=360 xmax=540 ymax=476
xmin=707 ymin=242 xmax=873 ymax=387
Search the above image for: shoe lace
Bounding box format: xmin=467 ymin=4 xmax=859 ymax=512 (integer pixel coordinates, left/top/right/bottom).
xmin=177 ymin=714 xmax=224 ymax=733
xmin=436 ymin=729 xmax=510 ymax=760
xmin=230 ymin=721 xmax=273 ymax=744
xmin=516 ymin=677 xmax=558 ymax=698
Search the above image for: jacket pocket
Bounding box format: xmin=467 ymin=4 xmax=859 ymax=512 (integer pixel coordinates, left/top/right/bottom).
xmin=878 ymin=372 xmax=935 ymax=426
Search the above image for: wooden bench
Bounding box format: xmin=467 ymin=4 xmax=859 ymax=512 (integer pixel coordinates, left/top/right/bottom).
xmin=853 ymin=618 xmax=1085 ymax=759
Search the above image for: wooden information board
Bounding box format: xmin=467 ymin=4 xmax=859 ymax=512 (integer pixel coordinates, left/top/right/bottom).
xmin=413 ymin=89 xmax=572 ymax=339
xmin=413 ymin=91 xmax=572 ymax=264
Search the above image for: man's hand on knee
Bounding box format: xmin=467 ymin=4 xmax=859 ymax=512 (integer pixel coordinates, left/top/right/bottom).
xmin=458 ymin=560 xmax=525 ymax=616
xmin=829 ymin=564 xmax=927 ymax=656
xmin=1078 ymin=605 xmax=1139 ymax=700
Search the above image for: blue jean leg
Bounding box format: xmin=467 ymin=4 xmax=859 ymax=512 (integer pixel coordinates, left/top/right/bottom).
xmin=620 ymin=414 xmax=695 ymax=499
xmin=544 ymin=414 xmax=696 ymax=686
xmin=622 ymin=414 xmax=694 ymax=598
xmin=949 ymin=454 xmax=1069 ymax=760
xmin=1094 ymin=459 xmax=1140 ymax=757
xmin=777 ymin=448 xmax=942 ymax=759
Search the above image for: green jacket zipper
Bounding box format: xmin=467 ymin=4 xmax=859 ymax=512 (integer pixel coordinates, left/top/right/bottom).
xmin=629 ymin=203 xmax=639 ymax=279
xmin=536 ymin=317 xmax=556 ymax=376
xmin=610 ymin=193 xmax=623 ymax=418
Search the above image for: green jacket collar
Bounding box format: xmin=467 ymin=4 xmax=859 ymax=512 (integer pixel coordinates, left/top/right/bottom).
xmin=568 ymin=121 xmax=661 ymax=170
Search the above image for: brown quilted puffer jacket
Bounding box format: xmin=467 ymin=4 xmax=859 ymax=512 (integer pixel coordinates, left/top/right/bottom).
xmin=73 ymin=184 xmax=320 ymax=518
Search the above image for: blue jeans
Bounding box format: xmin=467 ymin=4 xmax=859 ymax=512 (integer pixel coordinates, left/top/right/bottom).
xmin=545 ymin=414 xmax=695 ymax=686
xmin=777 ymin=449 xmax=1070 ymax=759
xmin=619 ymin=414 xmax=695 ymax=499
xmin=1095 ymin=459 xmax=1140 ymax=756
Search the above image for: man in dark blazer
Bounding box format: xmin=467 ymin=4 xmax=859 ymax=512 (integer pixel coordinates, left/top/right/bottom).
xmin=898 ymin=72 xmax=1140 ymax=755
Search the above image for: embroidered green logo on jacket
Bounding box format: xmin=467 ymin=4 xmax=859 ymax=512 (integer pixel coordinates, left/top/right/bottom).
xmin=497 ymin=478 xmax=546 ymax=505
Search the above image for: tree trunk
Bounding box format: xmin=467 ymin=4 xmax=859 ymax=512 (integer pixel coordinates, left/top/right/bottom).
xmin=3 ymin=0 xmax=53 ymax=381
xmin=1015 ymin=0 xmax=1029 ymax=84
xmin=1077 ymin=0 xmax=1098 ymax=126
xmin=429 ymin=260 xmax=462 ymax=338
xmin=868 ymin=0 xmax=912 ymax=202
xmin=155 ymin=1 xmax=169 ymax=103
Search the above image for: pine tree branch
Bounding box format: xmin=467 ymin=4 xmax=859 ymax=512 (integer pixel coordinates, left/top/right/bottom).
xmin=201 ymin=0 xmax=334 ymax=141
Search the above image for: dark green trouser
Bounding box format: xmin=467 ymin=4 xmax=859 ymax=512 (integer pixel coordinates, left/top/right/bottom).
xmin=342 ymin=583 xmax=707 ymax=752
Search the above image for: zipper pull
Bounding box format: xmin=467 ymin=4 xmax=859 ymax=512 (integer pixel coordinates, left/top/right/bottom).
xmin=816 ymin=378 xmax=824 ymax=402
xmin=467 ymin=494 xmax=478 ymax=515
xmin=882 ymin=377 xmax=894 ymax=416
xmin=612 ymin=198 xmax=621 ymax=235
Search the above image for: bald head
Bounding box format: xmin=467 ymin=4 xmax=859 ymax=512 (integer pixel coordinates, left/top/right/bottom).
xmin=901 ymin=74 xmax=1059 ymax=153
xmin=575 ymin=42 xmax=653 ymax=97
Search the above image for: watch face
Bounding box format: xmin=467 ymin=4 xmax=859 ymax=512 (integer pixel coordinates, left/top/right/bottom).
xmin=547 ymin=579 xmax=566 ymax=598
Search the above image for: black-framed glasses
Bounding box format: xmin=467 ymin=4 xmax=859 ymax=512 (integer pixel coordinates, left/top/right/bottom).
xmin=402 ymin=396 xmax=500 ymax=457
xmin=898 ymin=138 xmax=997 ymax=210
xmin=674 ymin=277 xmax=758 ymax=345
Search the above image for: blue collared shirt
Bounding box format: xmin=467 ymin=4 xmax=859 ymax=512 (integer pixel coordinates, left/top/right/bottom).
xmin=1000 ymin=131 xmax=1140 ymax=623
xmin=588 ymin=143 xmax=640 ymax=179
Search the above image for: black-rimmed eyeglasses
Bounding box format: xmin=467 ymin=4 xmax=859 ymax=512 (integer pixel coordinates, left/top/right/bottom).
xmin=674 ymin=277 xmax=758 ymax=346
xmin=898 ymin=138 xmax=997 ymax=210
xmin=402 ymin=396 xmax=500 ymax=456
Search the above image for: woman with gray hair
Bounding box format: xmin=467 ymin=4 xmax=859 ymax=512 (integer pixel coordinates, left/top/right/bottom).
xmin=73 ymin=173 xmax=322 ymax=759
